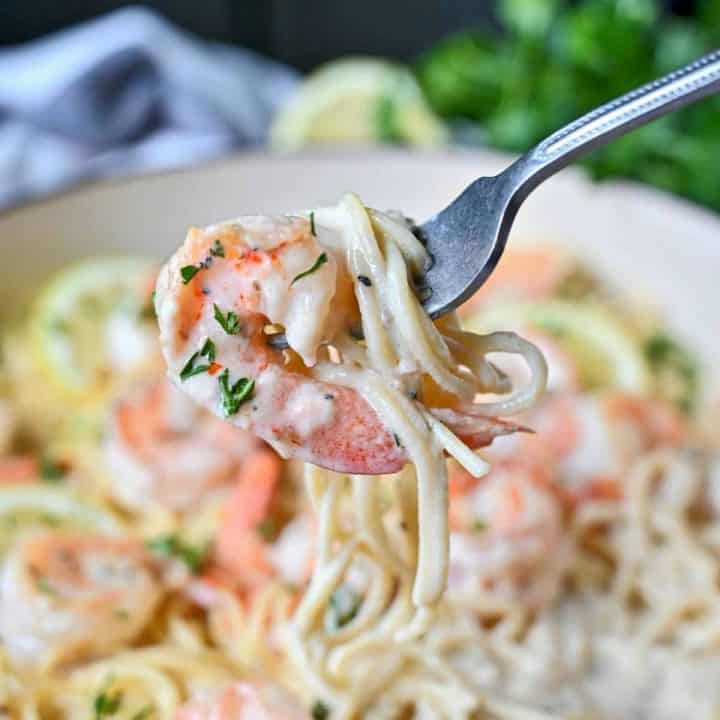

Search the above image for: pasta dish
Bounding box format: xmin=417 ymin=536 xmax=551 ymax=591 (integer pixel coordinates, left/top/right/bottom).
xmin=0 ymin=194 xmax=717 ymax=719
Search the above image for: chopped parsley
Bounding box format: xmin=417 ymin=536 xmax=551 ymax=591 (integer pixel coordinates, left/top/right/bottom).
xmin=328 ymin=585 xmax=361 ymax=630
xmin=291 ymin=253 xmax=327 ymax=285
xmin=36 ymin=577 xmax=57 ymax=596
xmin=94 ymin=685 xmax=124 ymax=719
xmin=644 ymin=332 xmax=698 ymax=413
xmin=256 ymin=517 xmax=277 ymax=541
xmin=218 ymin=369 xmax=254 ymax=416
xmin=140 ymin=292 xmax=156 ymax=321
xmin=113 ymin=608 xmax=130 ymax=621
xmin=473 ymin=518 xmax=488 ymax=532
xmin=356 ymin=275 xmax=372 ymax=287
xmin=209 ymin=238 xmax=225 ymax=257
xmin=130 ymin=707 xmax=155 ymax=720
xmin=180 ymin=264 xmax=202 ymax=284
xmin=179 ymin=338 xmax=216 ymax=381
xmin=392 ymin=432 xmax=403 ymax=448
xmin=146 ymin=534 xmax=208 ymax=574
xmin=39 ymin=455 xmax=67 ymax=483
xmin=309 ymin=212 xmax=316 ymax=237
xmin=310 ymin=700 xmax=330 ymax=720
xmin=213 ymin=304 xmax=242 ymax=335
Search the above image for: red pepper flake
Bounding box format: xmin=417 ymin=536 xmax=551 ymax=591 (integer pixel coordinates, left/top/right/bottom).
xmin=208 ymin=362 xmax=222 ymax=375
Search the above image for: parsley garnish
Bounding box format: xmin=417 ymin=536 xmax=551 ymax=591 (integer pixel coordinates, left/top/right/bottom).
xmin=218 ymin=369 xmax=254 ymax=416
xmin=180 ymin=264 xmax=202 ymax=284
xmin=131 ymin=706 xmax=155 ymax=720
xmin=39 ymin=455 xmax=67 ymax=483
xmin=356 ymin=274 xmax=372 ymax=287
xmin=473 ymin=518 xmax=488 ymax=532
xmin=256 ymin=518 xmax=277 ymax=541
xmin=37 ymin=577 xmax=57 ymax=596
xmin=94 ymin=684 xmax=124 ymax=719
xmin=392 ymin=432 xmax=403 ymax=448
xmin=310 ymin=700 xmax=330 ymax=720
xmin=209 ymin=239 xmax=225 ymax=257
xmin=130 ymin=705 xmax=155 ymax=720
xmin=213 ymin=304 xmax=242 ymax=335
xmin=310 ymin=212 xmax=317 ymax=237
xmin=328 ymin=585 xmax=360 ymax=629
xmin=179 ymin=338 xmax=216 ymax=381
xmin=146 ymin=534 xmax=208 ymax=574
xmin=113 ymin=608 xmax=130 ymax=621
xmin=291 ymin=253 xmax=327 ymax=285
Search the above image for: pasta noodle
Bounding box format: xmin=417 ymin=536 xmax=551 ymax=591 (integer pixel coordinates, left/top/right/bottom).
xmin=0 ymin=194 xmax=717 ymax=719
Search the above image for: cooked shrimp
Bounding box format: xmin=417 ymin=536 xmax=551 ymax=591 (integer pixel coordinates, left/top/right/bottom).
xmin=485 ymin=391 xmax=686 ymax=503
xmin=175 ymin=680 xmax=306 ymax=720
xmin=459 ymin=245 xmax=575 ymax=314
xmin=0 ymin=456 xmax=38 ymax=485
xmin=447 ymin=459 xmax=568 ymax=609
xmin=105 ymin=378 xmax=262 ymax=512
xmin=0 ymin=530 xmax=162 ymax=666
xmin=155 ymin=216 xmax=521 ymax=475
xmin=213 ymin=451 xmax=314 ymax=591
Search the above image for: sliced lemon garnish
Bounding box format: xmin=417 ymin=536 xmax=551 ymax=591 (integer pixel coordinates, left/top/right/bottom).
xmin=270 ymin=58 xmax=448 ymax=150
xmin=28 ymin=257 xmax=159 ymax=403
xmin=0 ymin=486 xmax=123 ymax=554
xmin=463 ymin=299 xmax=650 ymax=393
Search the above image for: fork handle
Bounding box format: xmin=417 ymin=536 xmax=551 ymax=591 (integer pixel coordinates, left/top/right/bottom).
xmin=508 ymin=49 xmax=720 ymax=198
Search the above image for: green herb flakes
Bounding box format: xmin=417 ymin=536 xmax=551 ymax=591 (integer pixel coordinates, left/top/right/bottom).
xmin=218 ymin=369 xmax=254 ymax=417
xmin=180 ymin=338 xmax=216 ymax=381
xmin=94 ymin=685 xmax=124 ymax=719
xmin=213 ymin=304 xmax=242 ymax=335
xmin=180 ymin=264 xmax=201 ymax=284
xmin=210 ymin=239 xmax=225 ymax=257
xmin=146 ymin=534 xmax=208 ymax=574
xmin=310 ymin=700 xmax=330 ymax=720
xmin=291 ymin=253 xmax=328 ymax=285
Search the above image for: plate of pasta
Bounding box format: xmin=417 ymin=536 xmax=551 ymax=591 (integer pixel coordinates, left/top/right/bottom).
xmin=0 ymin=149 xmax=718 ymax=720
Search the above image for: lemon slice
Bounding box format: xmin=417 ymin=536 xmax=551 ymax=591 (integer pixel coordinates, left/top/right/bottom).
xmin=462 ymin=299 xmax=650 ymax=393
xmin=0 ymin=486 xmax=123 ymax=555
xmin=270 ymin=58 xmax=448 ymax=150
xmin=28 ymin=257 xmax=158 ymax=403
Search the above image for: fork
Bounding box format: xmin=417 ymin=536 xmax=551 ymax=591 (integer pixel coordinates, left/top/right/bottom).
xmin=269 ymin=50 xmax=720 ymax=349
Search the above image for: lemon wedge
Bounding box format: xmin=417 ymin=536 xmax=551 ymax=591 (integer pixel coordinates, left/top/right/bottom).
xmin=270 ymin=58 xmax=448 ymax=150
xmin=463 ymin=299 xmax=650 ymax=393
xmin=28 ymin=257 xmax=158 ymax=403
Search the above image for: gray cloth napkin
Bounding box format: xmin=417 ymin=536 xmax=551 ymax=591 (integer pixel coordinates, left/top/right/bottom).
xmin=0 ymin=7 xmax=299 ymax=210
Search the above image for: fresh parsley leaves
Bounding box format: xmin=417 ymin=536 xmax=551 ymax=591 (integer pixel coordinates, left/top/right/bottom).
xmin=180 ymin=264 xmax=202 ymax=284
xmin=309 ymin=211 xmax=317 ymax=237
xmin=213 ymin=304 xmax=242 ymax=335
xmin=218 ymin=369 xmax=254 ymax=416
xmin=146 ymin=534 xmax=208 ymax=574
xmin=209 ymin=239 xmax=225 ymax=257
xmin=179 ymin=338 xmax=216 ymax=381
xmin=310 ymin=700 xmax=330 ymax=720
xmin=94 ymin=684 xmax=124 ymax=719
xmin=291 ymin=253 xmax=327 ymax=285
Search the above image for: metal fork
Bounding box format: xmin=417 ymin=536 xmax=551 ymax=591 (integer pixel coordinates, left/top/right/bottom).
xmin=269 ymin=50 xmax=720 ymax=349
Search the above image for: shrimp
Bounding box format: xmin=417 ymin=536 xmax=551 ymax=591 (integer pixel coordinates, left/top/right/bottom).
xmin=105 ymin=378 xmax=262 ymax=512
xmin=0 ymin=530 xmax=162 ymax=666
xmin=447 ymin=459 xmax=568 ymax=609
xmin=175 ymin=681 xmax=306 ymax=720
xmin=485 ymin=391 xmax=686 ymax=504
xmin=459 ymin=245 xmax=576 ymax=314
xmin=155 ymin=216 xmax=522 ymax=475
xmin=0 ymin=456 xmax=38 ymax=485
xmin=211 ymin=450 xmax=314 ymax=592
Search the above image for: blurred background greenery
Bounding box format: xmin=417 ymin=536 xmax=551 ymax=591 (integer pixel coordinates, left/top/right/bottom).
xmin=414 ymin=0 xmax=720 ymax=211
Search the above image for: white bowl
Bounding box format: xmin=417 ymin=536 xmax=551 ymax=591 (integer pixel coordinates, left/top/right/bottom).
xmin=1 ymin=148 xmax=718 ymax=386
